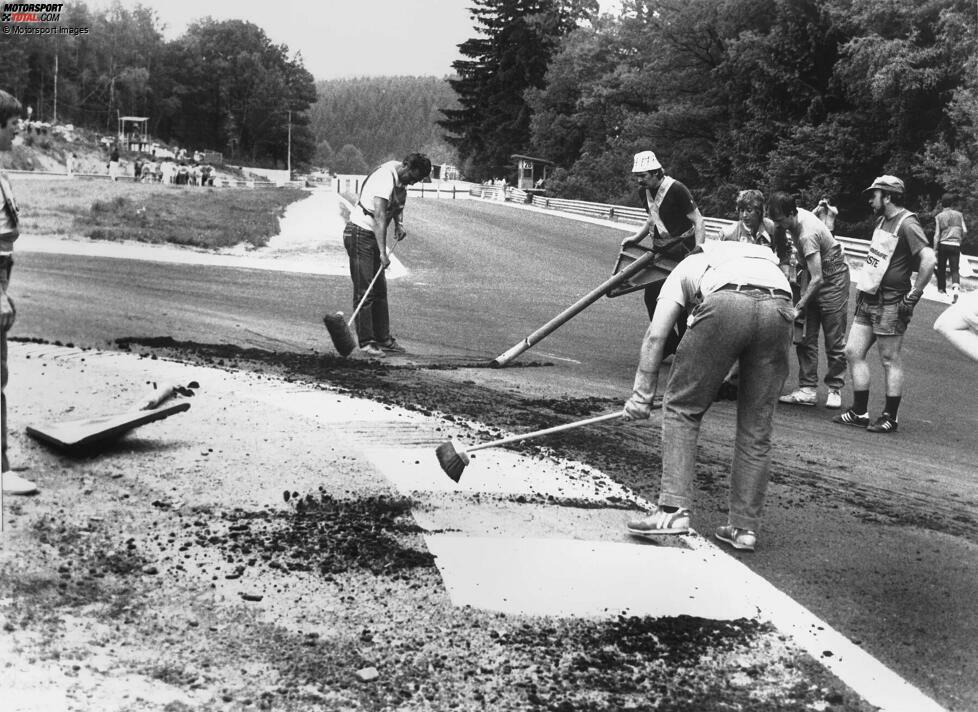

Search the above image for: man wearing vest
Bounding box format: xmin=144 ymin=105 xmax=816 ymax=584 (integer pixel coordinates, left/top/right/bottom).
xmin=621 ymin=241 xmax=794 ymax=551
xmin=834 ymin=175 xmax=936 ymax=433
xmin=344 ymin=153 xmax=431 ymax=357
xmin=621 ymin=150 xmax=706 ymax=356
xmin=0 ymin=90 xmax=38 ymax=496
xmin=934 ymin=193 xmax=967 ymax=303
xmin=768 ymin=192 xmax=851 ymax=410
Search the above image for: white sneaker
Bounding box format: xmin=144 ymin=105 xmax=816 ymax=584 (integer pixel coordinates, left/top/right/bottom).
xmin=825 ymin=389 xmax=842 ymax=409
xmin=779 ymin=388 xmax=816 ymax=406
xmin=2 ymin=471 xmax=38 ymax=495
xmin=952 ymin=284 xmax=960 ymax=304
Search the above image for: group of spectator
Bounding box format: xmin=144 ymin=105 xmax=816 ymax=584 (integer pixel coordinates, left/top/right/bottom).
xmin=96 ymin=142 xmax=217 ymax=187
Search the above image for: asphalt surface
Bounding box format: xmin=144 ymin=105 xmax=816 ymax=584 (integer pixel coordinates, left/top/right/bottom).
xmin=7 ymin=193 xmax=978 ymax=710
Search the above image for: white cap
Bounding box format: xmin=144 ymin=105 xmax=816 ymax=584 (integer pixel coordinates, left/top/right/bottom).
xmin=631 ymin=150 xmax=662 ymax=173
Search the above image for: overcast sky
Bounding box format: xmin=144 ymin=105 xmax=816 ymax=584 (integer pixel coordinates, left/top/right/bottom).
xmin=92 ymin=0 xmax=620 ymax=81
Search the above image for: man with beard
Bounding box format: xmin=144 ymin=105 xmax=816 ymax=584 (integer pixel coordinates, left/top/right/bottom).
xmin=621 ymin=150 xmax=705 ymax=356
xmin=834 ymin=175 xmax=935 ymax=433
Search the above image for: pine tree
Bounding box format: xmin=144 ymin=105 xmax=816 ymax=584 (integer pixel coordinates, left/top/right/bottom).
xmin=439 ymin=0 xmax=597 ymax=181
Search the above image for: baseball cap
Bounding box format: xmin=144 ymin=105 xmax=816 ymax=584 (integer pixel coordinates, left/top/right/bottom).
xmin=863 ymin=175 xmax=904 ymax=194
xmin=631 ymin=150 xmax=662 ymax=173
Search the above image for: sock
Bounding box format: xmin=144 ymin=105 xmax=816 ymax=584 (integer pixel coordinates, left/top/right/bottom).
xmin=853 ymin=390 xmax=870 ymax=414
xmin=884 ymin=395 xmax=901 ymax=419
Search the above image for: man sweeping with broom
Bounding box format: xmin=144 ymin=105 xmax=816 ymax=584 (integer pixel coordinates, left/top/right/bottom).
xmin=622 ymin=240 xmax=794 ymax=551
xmin=331 ymin=152 xmax=431 ymax=358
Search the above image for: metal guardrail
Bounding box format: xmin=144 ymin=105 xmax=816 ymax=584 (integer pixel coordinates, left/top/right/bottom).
xmin=469 ymin=186 xmax=975 ymax=274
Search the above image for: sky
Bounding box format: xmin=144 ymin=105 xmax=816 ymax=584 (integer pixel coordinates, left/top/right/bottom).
xmin=91 ymin=0 xmax=621 ymax=82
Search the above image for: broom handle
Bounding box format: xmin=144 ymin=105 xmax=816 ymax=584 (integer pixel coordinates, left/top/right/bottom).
xmin=347 ymin=239 xmax=399 ymax=327
xmin=464 ymin=411 xmax=621 ymax=454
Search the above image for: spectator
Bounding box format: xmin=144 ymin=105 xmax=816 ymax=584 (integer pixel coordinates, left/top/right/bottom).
xmin=108 ymin=144 xmax=120 ymax=180
xmin=621 ymin=150 xmax=706 ymax=357
xmin=768 ymin=192 xmax=851 ymax=410
xmin=933 ymin=193 xmax=967 ymax=303
xmin=813 ymin=196 xmax=839 ymax=234
xmin=834 ymin=175 xmax=936 ymax=433
xmin=0 ymin=90 xmax=38 ymax=496
xmin=340 ymin=152 xmax=431 ymax=357
xmin=65 ymin=152 xmax=75 ymax=177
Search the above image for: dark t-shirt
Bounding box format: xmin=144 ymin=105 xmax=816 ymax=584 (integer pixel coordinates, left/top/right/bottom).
xmin=878 ymin=211 xmax=929 ymax=295
xmin=641 ymin=179 xmax=696 ymax=238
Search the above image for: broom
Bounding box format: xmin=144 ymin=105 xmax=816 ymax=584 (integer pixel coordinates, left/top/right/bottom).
xmin=436 ymin=411 xmax=623 ymax=483
xmin=324 ymin=240 xmax=399 ymax=357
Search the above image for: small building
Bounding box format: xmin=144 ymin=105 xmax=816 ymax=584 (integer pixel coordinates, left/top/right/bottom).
xmin=511 ymin=154 xmax=554 ymax=191
xmin=118 ymin=116 xmax=149 ymax=153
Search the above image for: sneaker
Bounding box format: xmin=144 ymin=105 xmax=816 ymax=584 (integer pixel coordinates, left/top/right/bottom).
xmin=952 ymin=284 xmax=960 ymax=304
xmin=2 ymin=471 xmax=38 ymax=495
xmin=825 ymin=389 xmax=842 ymax=410
xmin=832 ymin=408 xmax=870 ymax=427
xmin=867 ymin=412 xmax=898 ymax=433
xmin=715 ymin=525 xmax=757 ymax=551
xmin=378 ymin=338 xmax=406 ymax=354
xmin=626 ymin=507 xmax=691 ymax=537
xmin=779 ymin=388 xmax=816 ymax=406
xmin=359 ymin=343 xmax=386 ymax=358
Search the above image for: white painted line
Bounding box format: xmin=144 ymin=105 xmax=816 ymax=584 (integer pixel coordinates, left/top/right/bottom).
xmin=533 ymin=351 xmax=582 ymax=364
xmin=425 ymin=535 xmax=759 ymax=619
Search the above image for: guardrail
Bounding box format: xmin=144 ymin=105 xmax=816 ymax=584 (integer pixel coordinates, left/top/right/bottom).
xmin=469 ymin=186 xmax=975 ymax=275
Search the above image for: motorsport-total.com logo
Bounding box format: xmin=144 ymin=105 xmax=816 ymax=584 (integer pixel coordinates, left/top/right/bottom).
xmin=1 ymin=2 xmax=63 ymax=22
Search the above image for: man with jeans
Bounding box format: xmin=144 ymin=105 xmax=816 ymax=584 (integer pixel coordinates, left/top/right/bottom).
xmin=622 ymin=241 xmax=794 ymax=551
xmin=342 ymin=153 xmax=431 ymax=357
xmin=934 ymin=193 xmax=967 ymax=303
xmin=834 ymin=175 xmax=935 ymax=433
xmin=768 ymin=192 xmax=850 ymax=410
xmin=0 ymin=90 xmax=38 ymax=496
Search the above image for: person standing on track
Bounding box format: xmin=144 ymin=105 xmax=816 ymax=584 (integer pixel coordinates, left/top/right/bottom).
xmin=343 ymin=152 xmax=431 ymax=358
xmin=0 ymin=90 xmax=38 ymax=496
xmin=833 ymin=175 xmax=936 ymax=433
xmin=622 ymin=241 xmax=794 ymax=551
xmin=933 ymin=193 xmax=967 ymax=303
xmin=621 ymin=150 xmax=706 ymax=357
xmin=813 ymin=196 xmax=839 ymax=234
xmin=768 ymin=192 xmax=851 ymax=410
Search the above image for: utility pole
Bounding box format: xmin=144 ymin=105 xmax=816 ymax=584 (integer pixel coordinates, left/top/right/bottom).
xmin=53 ymin=52 xmax=58 ymax=123
xmin=287 ymin=110 xmax=292 ymax=179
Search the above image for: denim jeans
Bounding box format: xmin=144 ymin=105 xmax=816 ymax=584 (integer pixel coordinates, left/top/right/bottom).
xmin=937 ymin=245 xmax=961 ymax=292
xmin=796 ymin=267 xmax=850 ymax=391
xmin=342 ymin=223 xmax=390 ymax=347
xmin=659 ymin=290 xmax=793 ymax=531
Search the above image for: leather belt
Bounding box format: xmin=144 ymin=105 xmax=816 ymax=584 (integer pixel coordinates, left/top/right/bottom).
xmin=715 ymin=283 xmax=792 ymax=300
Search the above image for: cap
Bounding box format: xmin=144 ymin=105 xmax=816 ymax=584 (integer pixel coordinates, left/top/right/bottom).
xmin=631 ymin=150 xmax=662 ymax=173
xmin=863 ymin=175 xmax=904 ymax=195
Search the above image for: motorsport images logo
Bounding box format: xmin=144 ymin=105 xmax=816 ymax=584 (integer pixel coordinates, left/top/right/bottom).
xmin=1 ymin=2 xmax=63 ymax=22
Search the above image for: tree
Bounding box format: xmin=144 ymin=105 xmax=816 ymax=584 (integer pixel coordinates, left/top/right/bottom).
xmin=332 ymin=144 xmax=369 ymax=174
xmin=314 ymin=139 xmax=335 ymax=170
xmin=440 ymin=0 xmax=598 ymax=181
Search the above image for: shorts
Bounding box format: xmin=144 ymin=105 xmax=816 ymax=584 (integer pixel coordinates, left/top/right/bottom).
xmin=853 ymin=293 xmax=908 ymax=336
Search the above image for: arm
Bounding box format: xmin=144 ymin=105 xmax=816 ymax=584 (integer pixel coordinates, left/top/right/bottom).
xmin=933 ymin=218 xmax=941 ymax=248
xmin=688 ymin=207 xmax=706 ymax=245
xmin=0 ymin=257 xmax=14 ymax=333
xmin=622 ymin=299 xmax=683 ymax=420
xmin=934 ymin=304 xmax=978 ymax=361
xmin=371 ymin=196 xmax=391 ymax=269
xmin=911 ymin=246 xmax=937 ymax=293
xmin=621 ymin=219 xmax=651 ymax=247
xmin=794 ymin=250 xmax=823 ymax=316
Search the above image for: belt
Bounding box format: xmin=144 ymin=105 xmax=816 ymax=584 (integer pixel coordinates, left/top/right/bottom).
xmin=715 ymin=283 xmax=791 ymax=300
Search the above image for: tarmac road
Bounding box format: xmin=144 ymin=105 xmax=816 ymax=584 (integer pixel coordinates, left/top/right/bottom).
xmin=9 ymin=195 xmax=978 ymax=710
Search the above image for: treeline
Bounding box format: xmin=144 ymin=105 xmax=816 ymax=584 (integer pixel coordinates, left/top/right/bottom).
xmin=444 ymin=0 xmax=978 ymax=237
xmin=0 ymin=2 xmax=317 ymax=167
xmin=309 ymin=77 xmax=459 ymax=173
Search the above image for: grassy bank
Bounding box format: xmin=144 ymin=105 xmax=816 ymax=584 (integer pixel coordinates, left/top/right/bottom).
xmin=14 ymin=178 xmax=307 ymax=249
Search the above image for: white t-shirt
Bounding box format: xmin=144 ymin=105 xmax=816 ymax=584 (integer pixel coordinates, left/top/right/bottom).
xmin=350 ymin=161 xmax=402 ymax=231
xmin=658 ymin=242 xmax=790 ymax=308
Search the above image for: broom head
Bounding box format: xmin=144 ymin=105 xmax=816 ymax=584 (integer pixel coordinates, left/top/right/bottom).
xmin=435 ymin=440 xmax=470 ymax=482
xmin=323 ymin=311 xmax=357 ymax=357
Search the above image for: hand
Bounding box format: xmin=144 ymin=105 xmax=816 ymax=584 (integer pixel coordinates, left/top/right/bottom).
xmin=381 ymin=253 xmax=391 ymax=270
xmin=793 ymin=306 xmax=804 ymax=321
xmin=621 ymin=233 xmax=644 ymax=248
xmin=622 ymin=393 xmax=654 ymax=421
xmin=0 ymin=293 xmax=15 ymax=332
xmin=898 ymin=292 xmax=920 ymax=322
xmin=394 ymin=225 xmax=407 ymax=241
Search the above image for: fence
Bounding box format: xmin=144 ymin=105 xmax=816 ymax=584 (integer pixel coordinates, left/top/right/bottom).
xmin=469 ymin=186 xmax=976 ymax=273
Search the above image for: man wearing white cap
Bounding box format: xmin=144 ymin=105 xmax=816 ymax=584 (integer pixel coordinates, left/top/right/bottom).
xmin=833 ymin=175 xmax=935 ymax=433
xmin=622 ymin=150 xmax=706 ymax=355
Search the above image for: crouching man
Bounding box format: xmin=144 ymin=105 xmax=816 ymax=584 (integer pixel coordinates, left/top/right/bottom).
xmin=622 ymin=241 xmax=794 ymax=551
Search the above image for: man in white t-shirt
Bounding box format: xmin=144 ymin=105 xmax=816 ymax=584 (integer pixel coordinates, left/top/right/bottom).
xmin=621 ymin=241 xmax=794 ymax=551
xmin=343 ymin=153 xmax=431 ymax=357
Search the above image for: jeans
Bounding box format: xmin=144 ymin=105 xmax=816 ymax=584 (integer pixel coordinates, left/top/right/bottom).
xmin=796 ymin=268 xmax=850 ymax=391
xmin=659 ymin=290 xmax=793 ymax=531
xmin=1 ymin=326 xmax=7 ymax=472
xmin=937 ymin=245 xmax=960 ymax=292
xmin=343 ymin=223 xmax=390 ymax=347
